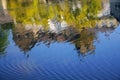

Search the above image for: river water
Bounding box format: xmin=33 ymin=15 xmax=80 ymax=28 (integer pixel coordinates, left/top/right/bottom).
xmin=0 ymin=0 xmax=120 ymax=80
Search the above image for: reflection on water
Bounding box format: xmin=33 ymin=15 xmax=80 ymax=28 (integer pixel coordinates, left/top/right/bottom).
xmin=11 ymin=21 xmax=118 ymax=55
xmin=0 ymin=27 xmax=8 ymax=54
xmin=0 ymin=0 xmax=120 ymax=80
xmin=0 ymin=0 xmax=117 ymax=54
xmin=2 ymin=0 xmax=116 ymax=28
xmin=110 ymin=1 xmax=120 ymax=21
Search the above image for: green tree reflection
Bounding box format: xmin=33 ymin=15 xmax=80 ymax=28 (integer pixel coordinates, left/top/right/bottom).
xmin=0 ymin=25 xmax=9 ymax=54
xmin=0 ymin=23 xmax=14 ymax=54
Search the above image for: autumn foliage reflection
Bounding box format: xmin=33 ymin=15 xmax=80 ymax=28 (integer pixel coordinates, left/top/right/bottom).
xmin=1 ymin=0 xmax=118 ymax=56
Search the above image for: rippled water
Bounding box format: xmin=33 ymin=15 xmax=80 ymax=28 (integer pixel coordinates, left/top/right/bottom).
xmin=0 ymin=25 xmax=120 ymax=80
xmin=0 ymin=0 xmax=120 ymax=80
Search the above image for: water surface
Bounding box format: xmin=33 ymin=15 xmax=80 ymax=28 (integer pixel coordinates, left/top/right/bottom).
xmin=0 ymin=0 xmax=120 ymax=80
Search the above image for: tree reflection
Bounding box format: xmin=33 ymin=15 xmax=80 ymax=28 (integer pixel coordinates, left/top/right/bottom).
xmin=12 ymin=23 xmax=38 ymax=52
xmin=1 ymin=0 xmax=118 ymax=56
xmin=6 ymin=0 xmax=104 ymax=29
xmin=0 ymin=24 xmax=10 ymax=54
xmin=73 ymin=29 xmax=95 ymax=55
xmin=12 ymin=24 xmax=117 ymax=56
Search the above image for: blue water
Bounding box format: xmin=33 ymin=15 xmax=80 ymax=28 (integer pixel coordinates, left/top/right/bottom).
xmin=0 ymin=25 xmax=120 ymax=80
xmin=0 ymin=0 xmax=120 ymax=79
